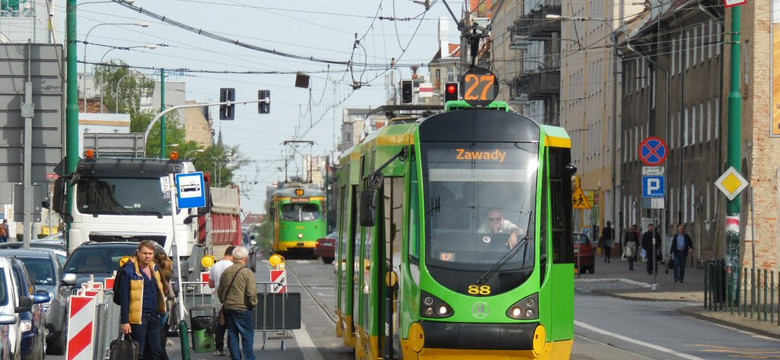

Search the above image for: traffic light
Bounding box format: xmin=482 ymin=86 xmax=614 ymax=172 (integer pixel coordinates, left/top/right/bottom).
xmin=401 ymin=80 xmax=413 ymax=104
xmin=444 ymin=82 xmax=459 ymax=102
xmin=219 ymin=88 xmax=235 ymax=120
xmin=258 ymin=90 xmax=271 ymax=114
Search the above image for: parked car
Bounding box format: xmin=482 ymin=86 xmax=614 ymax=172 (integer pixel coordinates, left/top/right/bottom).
xmin=0 ymin=240 xmax=67 ymax=265
xmin=574 ymin=232 xmax=595 ymax=274
xmin=314 ymin=232 xmax=336 ymax=264
xmin=243 ymin=231 xmax=258 ymax=272
xmin=0 ymin=256 xmax=50 ymax=360
xmin=0 ymin=249 xmax=66 ymax=354
xmin=61 ymin=241 xmax=138 ymax=291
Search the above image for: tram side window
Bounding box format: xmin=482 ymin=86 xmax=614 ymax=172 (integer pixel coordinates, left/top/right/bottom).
xmin=408 ymin=155 xmax=420 ymax=260
xmin=550 ymin=148 xmax=573 ymax=264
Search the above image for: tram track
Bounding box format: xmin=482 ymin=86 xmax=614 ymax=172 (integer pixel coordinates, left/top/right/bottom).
xmin=287 ymin=260 xmax=338 ymax=325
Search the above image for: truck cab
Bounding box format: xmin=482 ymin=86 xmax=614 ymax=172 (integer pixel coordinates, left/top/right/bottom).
xmin=53 ymin=149 xmax=205 ymax=280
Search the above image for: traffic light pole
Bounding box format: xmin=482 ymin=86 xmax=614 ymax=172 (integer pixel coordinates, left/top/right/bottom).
xmin=725 ymin=5 xmax=743 ymax=306
xmin=143 ymin=99 xmax=269 ymax=152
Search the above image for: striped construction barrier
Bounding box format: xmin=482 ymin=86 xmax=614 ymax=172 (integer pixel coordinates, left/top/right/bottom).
xmin=66 ymin=295 xmax=98 ymax=360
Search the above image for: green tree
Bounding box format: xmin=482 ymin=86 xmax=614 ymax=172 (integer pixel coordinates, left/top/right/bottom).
xmin=94 ymin=61 xmax=154 ymax=114
xmin=191 ymin=145 xmax=249 ymax=188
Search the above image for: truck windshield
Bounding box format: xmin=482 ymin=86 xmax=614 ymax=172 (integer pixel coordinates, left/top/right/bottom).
xmin=76 ymin=178 xmax=175 ymax=215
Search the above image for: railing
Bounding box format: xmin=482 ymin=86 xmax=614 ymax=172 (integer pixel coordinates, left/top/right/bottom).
xmin=703 ymin=260 xmax=779 ymax=326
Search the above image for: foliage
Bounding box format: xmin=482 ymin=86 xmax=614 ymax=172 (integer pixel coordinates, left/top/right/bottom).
xmin=255 ymin=219 xmax=274 ymax=256
xmin=93 ymin=61 xmax=155 ymax=114
xmin=190 ymin=145 xmax=249 ymax=188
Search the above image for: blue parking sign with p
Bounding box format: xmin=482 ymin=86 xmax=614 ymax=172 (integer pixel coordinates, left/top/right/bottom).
xmin=642 ymin=175 xmax=665 ymax=198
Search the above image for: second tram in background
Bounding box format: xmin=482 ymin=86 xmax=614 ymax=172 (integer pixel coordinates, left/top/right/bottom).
xmin=269 ymin=186 xmax=327 ymax=258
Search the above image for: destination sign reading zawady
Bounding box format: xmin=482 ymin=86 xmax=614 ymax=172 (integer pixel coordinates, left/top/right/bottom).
xmin=455 ymin=149 xmax=507 ymax=162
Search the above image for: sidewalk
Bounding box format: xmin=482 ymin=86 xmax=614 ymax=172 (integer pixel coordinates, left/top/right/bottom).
xmin=576 ymin=253 xmax=780 ymax=340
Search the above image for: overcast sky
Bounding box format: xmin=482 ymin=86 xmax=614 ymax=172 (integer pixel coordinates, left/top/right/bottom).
xmin=60 ymin=0 xmax=463 ymax=215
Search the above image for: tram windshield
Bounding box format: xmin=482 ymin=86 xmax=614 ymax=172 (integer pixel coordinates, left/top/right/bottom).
xmin=421 ymin=141 xmax=538 ymax=289
xmin=281 ymin=203 xmax=321 ymax=222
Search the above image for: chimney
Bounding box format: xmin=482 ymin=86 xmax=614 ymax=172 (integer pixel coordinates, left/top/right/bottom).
xmin=439 ymin=17 xmax=449 ymax=58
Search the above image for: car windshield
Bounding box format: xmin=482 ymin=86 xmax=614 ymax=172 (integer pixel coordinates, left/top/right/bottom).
xmin=64 ymin=247 xmax=136 ymax=274
xmin=19 ymin=257 xmax=55 ymax=286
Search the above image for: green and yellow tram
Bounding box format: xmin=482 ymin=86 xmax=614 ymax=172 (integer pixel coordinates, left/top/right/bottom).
xmin=334 ymin=100 xmax=577 ymax=360
xmin=270 ymin=186 xmax=327 ymax=257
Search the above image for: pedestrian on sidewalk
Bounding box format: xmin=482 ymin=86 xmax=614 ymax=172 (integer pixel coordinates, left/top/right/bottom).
xmin=600 ymin=221 xmax=614 ymax=263
xmin=209 ymin=245 xmax=235 ymax=357
xmin=641 ymin=224 xmax=662 ymax=276
xmin=670 ymin=224 xmax=694 ymax=283
xmin=623 ymin=224 xmax=640 ymax=271
xmin=217 ymin=247 xmax=257 ymax=360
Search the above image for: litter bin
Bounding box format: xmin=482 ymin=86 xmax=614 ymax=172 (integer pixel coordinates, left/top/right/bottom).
xmin=190 ymin=306 xmax=216 ymax=353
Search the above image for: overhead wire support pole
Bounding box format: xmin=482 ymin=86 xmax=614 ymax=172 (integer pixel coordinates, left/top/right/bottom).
xmin=725 ymin=5 xmax=742 ymax=306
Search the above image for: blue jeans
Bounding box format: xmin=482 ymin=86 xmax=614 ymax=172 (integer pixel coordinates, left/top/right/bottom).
xmin=225 ymin=309 xmax=255 ymax=360
xmin=130 ymin=313 xmax=163 ymax=360
xmin=673 ymin=252 xmax=688 ymax=282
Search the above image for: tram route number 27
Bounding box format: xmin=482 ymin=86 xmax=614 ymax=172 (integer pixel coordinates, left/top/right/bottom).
xmin=467 ymin=284 xmax=492 ymax=295
xmin=461 ymin=67 xmax=499 ymax=107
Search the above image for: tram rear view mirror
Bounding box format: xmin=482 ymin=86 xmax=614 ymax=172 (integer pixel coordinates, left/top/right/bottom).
xmin=565 ymin=163 xmax=577 ymax=176
xmin=360 ymin=190 xmax=377 ymax=227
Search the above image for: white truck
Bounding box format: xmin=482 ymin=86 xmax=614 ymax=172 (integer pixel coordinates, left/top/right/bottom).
xmin=52 ymin=133 xmax=206 ymax=279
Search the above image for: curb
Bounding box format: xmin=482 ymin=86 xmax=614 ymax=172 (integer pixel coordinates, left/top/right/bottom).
xmin=677 ymin=306 xmax=780 ymax=340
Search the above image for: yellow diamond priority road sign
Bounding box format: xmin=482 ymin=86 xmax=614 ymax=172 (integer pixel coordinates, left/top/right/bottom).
xmin=715 ymin=167 xmax=749 ymax=201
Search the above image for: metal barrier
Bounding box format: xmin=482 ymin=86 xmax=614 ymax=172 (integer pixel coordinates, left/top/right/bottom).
xmin=178 ymin=280 xmax=301 ymax=350
xmin=703 ymin=260 xmax=780 ymax=327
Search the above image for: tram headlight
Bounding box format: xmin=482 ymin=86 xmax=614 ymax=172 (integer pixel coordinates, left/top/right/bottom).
xmin=297 ymin=233 xmax=304 ymax=239
xmin=420 ymin=291 xmax=453 ymax=318
xmin=506 ymin=293 xmax=539 ymax=320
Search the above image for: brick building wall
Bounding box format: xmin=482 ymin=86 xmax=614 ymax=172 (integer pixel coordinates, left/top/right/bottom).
xmin=742 ymin=3 xmax=779 ymax=271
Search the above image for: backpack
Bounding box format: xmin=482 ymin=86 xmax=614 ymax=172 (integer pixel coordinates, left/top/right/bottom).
xmin=0 ymin=224 xmax=7 ymax=237
xmin=112 ymin=264 xmax=126 ymax=305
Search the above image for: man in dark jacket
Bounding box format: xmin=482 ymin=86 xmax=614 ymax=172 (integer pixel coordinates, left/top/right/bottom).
xmin=641 ymin=224 xmax=662 ymax=276
xmin=670 ymin=224 xmax=694 ymax=283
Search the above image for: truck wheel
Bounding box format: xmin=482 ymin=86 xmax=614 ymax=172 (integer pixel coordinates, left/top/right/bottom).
xmin=323 ymin=257 xmax=334 ymax=264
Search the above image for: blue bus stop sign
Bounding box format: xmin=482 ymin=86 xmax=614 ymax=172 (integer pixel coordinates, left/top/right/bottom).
xmin=175 ymin=172 xmax=206 ymax=208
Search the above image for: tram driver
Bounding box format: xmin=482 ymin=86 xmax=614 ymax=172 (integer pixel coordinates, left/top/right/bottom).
xmin=477 ymin=208 xmax=524 ymax=249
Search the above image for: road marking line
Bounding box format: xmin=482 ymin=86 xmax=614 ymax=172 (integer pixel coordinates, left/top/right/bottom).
xmin=295 ymin=322 xmax=325 ymax=360
xmin=575 ymin=320 xmax=705 ymax=360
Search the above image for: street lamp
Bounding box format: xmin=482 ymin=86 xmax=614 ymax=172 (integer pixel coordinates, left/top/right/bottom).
xmin=82 ymin=22 xmax=149 ymax=111
xmin=184 ymin=149 xmax=205 ymax=160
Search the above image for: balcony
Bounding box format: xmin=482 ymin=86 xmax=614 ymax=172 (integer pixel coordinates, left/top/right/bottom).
xmin=514 ymin=0 xmax=561 ymax=38
xmin=513 ymin=70 xmax=560 ymax=101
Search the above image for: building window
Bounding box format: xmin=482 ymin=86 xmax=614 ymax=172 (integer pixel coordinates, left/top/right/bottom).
xmin=691 ymin=183 xmax=696 ymax=223
xmin=709 ymin=20 xmax=714 ymax=59
xmin=707 ymin=100 xmax=712 ymax=142
xmin=672 ymin=38 xmax=677 ymax=74
xmin=684 ymin=107 xmax=689 ymax=146
xmin=692 ymin=105 xmax=697 ymax=145
xmin=714 ymin=97 xmax=720 ymax=139
xmin=683 ymin=184 xmax=688 ymax=223
xmin=693 ymin=27 xmax=698 ymax=66
xmin=698 ymin=103 xmax=704 ymax=144
xmin=686 ymin=30 xmax=691 ymax=69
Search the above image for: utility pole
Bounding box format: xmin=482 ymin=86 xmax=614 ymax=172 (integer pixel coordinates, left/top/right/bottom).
xmin=725 ymin=5 xmax=743 ymax=305
xmin=160 ymin=69 xmax=166 ymax=158
xmin=65 ymin=0 xmax=78 ymax=247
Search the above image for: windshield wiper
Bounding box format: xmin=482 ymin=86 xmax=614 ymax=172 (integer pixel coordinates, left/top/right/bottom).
xmin=136 ymin=211 xmax=165 ymax=218
xmin=92 ymin=210 xmax=124 ymax=217
xmin=476 ymin=212 xmax=534 ymax=285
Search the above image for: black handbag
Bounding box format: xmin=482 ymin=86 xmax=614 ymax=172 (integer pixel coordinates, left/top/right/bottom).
xmin=109 ymin=333 xmax=139 ymax=360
